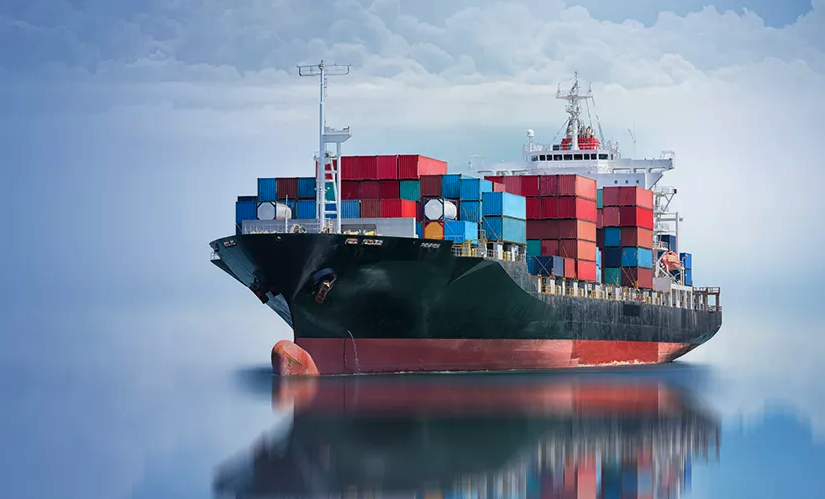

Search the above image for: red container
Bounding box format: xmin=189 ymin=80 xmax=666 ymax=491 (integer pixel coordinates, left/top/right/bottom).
xmin=360 ymin=199 xmax=382 ymax=218
xmin=602 ymin=206 xmax=621 ymax=227
xmin=341 ymin=181 xmax=360 ymax=200
xmin=416 ymin=201 xmax=423 ymax=221
xmin=276 ymin=177 xmax=298 ymax=200
xmin=398 ymin=155 xmax=448 ymax=179
xmin=577 ymin=260 xmax=598 ymax=282
xmin=520 ymin=175 xmax=540 ymax=197
xmin=502 ymin=176 xmax=523 ymax=195
xmin=315 ymin=158 xmax=337 ymax=181
xmin=559 ymin=240 xmax=597 ymax=261
xmin=558 ymin=220 xmax=596 ymax=242
xmin=596 ymin=228 xmax=605 ymax=248
xmin=597 ymin=209 xmax=604 ymax=229
xmin=359 ymin=181 xmax=380 ymax=200
xmin=492 ymin=182 xmax=507 ymax=192
xmin=619 ymin=206 xmax=654 ymax=229
xmin=540 ymin=198 xmax=557 ymax=219
xmin=420 ymin=175 xmax=443 ymax=197
xmin=526 ymin=220 xmax=558 ymax=240
xmin=621 ymin=227 xmax=653 ymax=249
xmin=557 ymin=174 xmax=597 ymax=200
xmin=340 ymin=157 xmax=359 ymax=181
xmin=563 ymin=258 xmax=576 ymax=279
xmin=539 ymin=175 xmax=557 ymax=196
xmin=381 ymin=199 xmax=417 ymax=218
xmin=557 ymin=197 xmax=597 ymax=222
xmin=376 ymin=155 xmax=399 ymax=180
xmin=621 ymin=267 xmax=653 ymax=289
xmin=541 ymin=239 xmax=559 ymax=256
xmin=378 ymin=180 xmax=400 ymax=199
xmin=484 ymin=175 xmax=503 ymax=184
xmin=603 ymin=186 xmax=621 ymax=206
xmin=526 ymin=198 xmax=541 ymax=219
xmin=619 ymin=186 xmax=654 ymax=209
xmin=358 ymin=155 xmax=378 ymax=180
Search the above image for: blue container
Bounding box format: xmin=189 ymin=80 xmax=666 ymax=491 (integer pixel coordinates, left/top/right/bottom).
xmin=324 ymin=183 xmax=335 ymax=201
xmin=482 ymin=216 xmax=527 ymax=243
xmin=621 ymin=469 xmax=638 ymax=493
xmin=235 ymin=201 xmax=257 ymax=224
xmin=341 ymin=199 xmax=360 ymax=218
xmin=527 ymin=256 xmax=537 ymax=275
xmin=482 ymin=192 xmax=527 ymax=219
xmin=460 ymin=201 xmax=481 ymax=222
xmin=685 ymin=268 xmax=693 ymax=286
xmin=297 ymin=200 xmax=315 ymax=219
xmin=597 ymin=264 xmax=602 ymax=283
xmin=532 ymin=255 xmax=564 ymax=277
xmin=527 ymin=240 xmax=541 ymax=258
xmin=460 ymin=177 xmax=493 ymax=201
xmin=603 ymin=247 xmax=622 ymax=268
xmin=660 ymin=234 xmax=677 ymax=251
xmin=285 ymin=199 xmax=297 ymax=219
xmin=621 ymin=247 xmax=653 ymax=269
xmin=596 ymin=189 xmax=604 ymax=209
xmin=237 ymin=195 xmax=256 ymax=202
xmin=680 ymin=252 xmax=692 ymax=269
xmin=324 ymin=202 xmax=338 ymax=219
xmin=596 ymin=247 xmax=602 ymax=267
xmin=441 ymin=174 xmax=462 ymax=199
xmin=257 ymin=178 xmax=278 ymax=201
xmin=444 ymin=220 xmax=479 ymax=244
xmin=604 ymin=227 xmax=621 ymax=247
xmin=399 ymin=180 xmax=420 ymax=201
xmin=297 ymin=177 xmax=316 ymax=199
xmin=638 ymin=469 xmax=653 ymax=494
xmin=416 ymin=221 xmax=423 ymax=239
xmin=603 ymin=267 xmax=621 ymax=285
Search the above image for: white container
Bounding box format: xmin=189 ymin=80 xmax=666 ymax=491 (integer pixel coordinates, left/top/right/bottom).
xmin=423 ymin=199 xmax=457 ymax=221
xmin=256 ymin=202 xmax=293 ymax=221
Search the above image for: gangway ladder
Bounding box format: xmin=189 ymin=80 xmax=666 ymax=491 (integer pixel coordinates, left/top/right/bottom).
xmin=298 ymin=60 xmax=351 ymax=234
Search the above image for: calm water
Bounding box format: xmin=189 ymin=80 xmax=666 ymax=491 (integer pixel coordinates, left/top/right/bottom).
xmin=2 ymin=309 xmax=823 ymax=499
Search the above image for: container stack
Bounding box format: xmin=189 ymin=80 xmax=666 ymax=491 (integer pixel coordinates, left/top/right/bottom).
xmin=481 ymin=191 xmax=527 ymax=246
xmin=680 ymin=252 xmax=693 ymax=286
xmin=598 ymin=186 xmax=655 ymax=289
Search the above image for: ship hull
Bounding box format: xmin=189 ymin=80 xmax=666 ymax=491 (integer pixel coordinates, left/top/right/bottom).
xmin=210 ymin=233 xmax=721 ymax=375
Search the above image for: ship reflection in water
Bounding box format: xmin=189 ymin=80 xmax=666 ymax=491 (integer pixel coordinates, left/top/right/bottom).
xmin=213 ymin=369 xmax=720 ymax=499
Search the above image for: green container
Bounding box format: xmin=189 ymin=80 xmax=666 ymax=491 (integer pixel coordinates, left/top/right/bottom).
xmin=527 ymin=239 xmax=541 ymax=259
xmin=596 ymin=189 xmax=603 ymax=209
xmin=400 ymin=180 xmax=421 ymax=201
xmin=603 ymin=267 xmax=621 ymax=286
xmin=324 ymin=183 xmax=335 ymax=201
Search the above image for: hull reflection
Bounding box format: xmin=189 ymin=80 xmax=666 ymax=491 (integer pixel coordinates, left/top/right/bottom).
xmin=214 ymin=372 xmax=720 ymax=499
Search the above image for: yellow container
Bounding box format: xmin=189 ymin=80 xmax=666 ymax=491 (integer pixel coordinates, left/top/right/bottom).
xmin=423 ymin=221 xmax=444 ymax=239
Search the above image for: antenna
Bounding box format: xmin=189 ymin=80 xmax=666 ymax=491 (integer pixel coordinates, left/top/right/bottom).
xmin=298 ymin=60 xmax=351 ymax=230
xmin=555 ymin=71 xmax=593 ymax=151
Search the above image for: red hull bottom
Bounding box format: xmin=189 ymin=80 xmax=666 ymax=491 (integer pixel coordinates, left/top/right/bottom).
xmin=292 ymin=338 xmax=694 ymax=375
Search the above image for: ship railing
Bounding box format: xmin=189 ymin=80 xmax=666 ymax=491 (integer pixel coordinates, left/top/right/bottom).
xmin=210 ymin=250 xmax=220 ymax=261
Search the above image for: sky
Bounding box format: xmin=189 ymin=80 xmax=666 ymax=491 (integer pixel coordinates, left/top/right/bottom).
xmin=1 ymin=1 xmax=824 ymax=496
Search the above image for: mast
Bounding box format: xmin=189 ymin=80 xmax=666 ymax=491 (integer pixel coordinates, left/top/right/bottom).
xmin=298 ymin=60 xmax=351 ymax=233
xmin=555 ymin=71 xmax=593 ymax=151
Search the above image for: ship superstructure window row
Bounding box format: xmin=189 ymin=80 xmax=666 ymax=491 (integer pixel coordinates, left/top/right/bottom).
xmin=530 ymin=152 xmax=612 ymax=162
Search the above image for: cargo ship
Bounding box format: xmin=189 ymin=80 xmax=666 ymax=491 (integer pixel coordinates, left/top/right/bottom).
xmin=212 ymin=372 xmax=719 ymax=498
xmin=209 ymin=62 xmax=723 ymax=375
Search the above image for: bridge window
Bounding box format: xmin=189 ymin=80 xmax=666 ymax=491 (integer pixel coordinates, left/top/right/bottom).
xmin=554 ymin=155 xmax=560 ymax=161
xmin=599 ymin=153 xmax=608 ymax=160
xmin=614 ymin=180 xmax=618 ymax=184
xmin=574 ymin=154 xmax=583 ymax=160
xmin=540 ymin=155 xmax=546 ymax=161
xmin=531 ymin=156 xmax=538 ymax=161
xmin=564 ymin=154 xmax=572 ymax=160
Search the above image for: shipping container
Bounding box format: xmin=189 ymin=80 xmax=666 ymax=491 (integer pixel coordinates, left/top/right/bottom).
xmin=596 ymin=247 xmax=602 ymax=267
xmin=376 ymin=155 xmax=398 ymax=179
xmin=340 ymin=156 xmax=359 ymax=180
xmin=597 ymin=228 xmax=605 ymax=247
xmin=423 ymin=221 xmax=444 ymax=239
xmin=424 ymin=198 xmax=458 ymax=221
xmin=415 ymin=221 xmax=423 ymax=239
xmin=685 ymin=268 xmax=693 ymax=286
xmin=563 ymin=257 xmax=576 ymax=279
xmin=257 ymin=178 xmax=278 ymax=201
xmin=602 ymin=186 xmax=621 ymax=206
xmin=324 ymin=183 xmax=335 ymax=202
xmin=559 ymin=240 xmax=597 ymax=261
xmin=540 ymin=197 xmax=557 ymax=219
xmin=603 ymin=267 xmax=621 ymax=285
xmin=526 ymin=220 xmax=558 ymax=240
xmin=399 ymin=180 xmax=420 ymax=201
xmin=621 ymin=267 xmax=654 ymax=289
xmin=659 ymin=234 xmax=677 ymax=251
xmin=358 ymin=155 xmax=378 ymax=180
xmin=539 ymin=175 xmax=557 ymax=196
xmin=557 ymin=174 xmax=597 ymax=200
xmin=604 ymin=227 xmax=621 ymax=247
xmin=603 ymin=247 xmax=622 ymax=268
xmin=341 ymin=181 xmax=360 ymax=200
xmin=621 ymin=227 xmax=653 ymax=249
xmin=501 ymin=175 xmax=523 ymax=196
xmin=520 ymin=175 xmax=540 ymax=197
xmin=284 ymin=199 xmax=297 ymax=219
xmin=557 ymin=197 xmax=598 ymax=222
xmin=619 ymin=206 xmax=654 ymax=229
xmin=532 ymin=256 xmax=564 ymax=277
xmin=541 ymin=239 xmax=559 ymax=256
xmin=482 ymin=216 xmax=527 ymax=243
xmin=378 ymin=180 xmax=400 ymax=199
xmin=420 ymin=175 xmax=443 ymax=197
xmin=620 ymin=469 xmax=638 ymax=495
xmin=360 ymin=199 xmax=382 ymax=218
xmin=276 ymin=177 xmax=299 ymax=200
xmin=296 ymin=199 xmax=315 ymax=219
xmin=444 ymin=220 xmax=478 ymax=244
xmin=596 ymin=188 xmax=603 ymax=209
xmin=235 ymin=200 xmax=257 ymax=224
xmin=460 ymin=201 xmax=481 ymax=222
xmin=618 ymin=186 xmax=654 ymax=210
xmin=256 ymin=201 xmax=291 ymax=221
xmin=398 ymin=154 xmax=448 ymax=179
xmin=459 ymin=177 xmax=493 ymax=201
xmin=381 ymin=199 xmax=417 ymax=218
xmin=526 ymin=198 xmax=541 ymax=219
xmin=527 ymin=240 xmax=541 ymax=258
xmin=237 ymin=195 xmax=256 ymax=202
xmin=577 ymin=260 xmax=598 ymax=282
xmin=297 ymin=177 xmax=316 ymax=199
xmin=441 ymin=174 xmax=462 ymax=199
xmin=680 ymin=252 xmax=692 ymax=269
xmin=492 ymin=181 xmax=507 ymax=192
xmin=324 ymin=202 xmax=337 ymax=220
xmin=359 ymin=181 xmax=380 ymax=200
xmin=602 ymin=206 xmax=621 ymax=227
xmin=557 ymin=220 xmax=596 ymax=241
xmin=482 ymin=191 xmax=527 ymax=219
xmin=341 ymin=199 xmax=360 ymax=218
xmin=621 ymin=247 xmax=653 ymax=268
